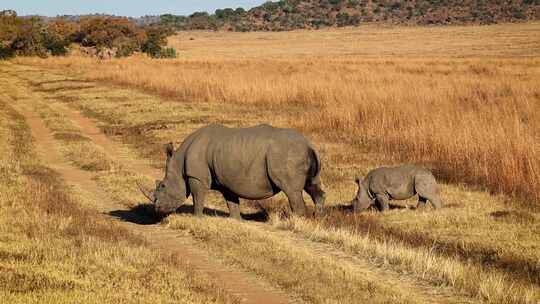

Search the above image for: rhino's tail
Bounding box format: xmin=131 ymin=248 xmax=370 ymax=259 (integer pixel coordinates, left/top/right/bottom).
xmin=307 ymin=147 xmax=322 ymax=185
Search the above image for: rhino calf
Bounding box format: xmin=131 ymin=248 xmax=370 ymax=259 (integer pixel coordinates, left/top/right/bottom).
xmin=351 ymin=165 xmax=442 ymax=212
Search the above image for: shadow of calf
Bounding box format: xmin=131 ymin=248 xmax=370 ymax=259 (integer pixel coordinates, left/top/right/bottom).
xmin=321 ymin=203 xmax=407 ymax=215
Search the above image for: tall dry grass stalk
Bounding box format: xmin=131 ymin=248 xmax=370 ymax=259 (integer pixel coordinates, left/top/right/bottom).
xmin=17 ymin=22 xmax=540 ymax=206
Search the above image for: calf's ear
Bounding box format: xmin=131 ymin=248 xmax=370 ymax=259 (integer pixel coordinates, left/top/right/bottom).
xmin=164 ymin=142 xmax=174 ymax=159
xmin=355 ymin=175 xmax=362 ymax=185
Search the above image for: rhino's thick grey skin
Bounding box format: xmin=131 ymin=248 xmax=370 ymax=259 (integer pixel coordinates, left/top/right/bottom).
xmin=152 ymin=124 xmax=325 ymax=219
xmin=351 ymin=165 xmax=442 ymax=212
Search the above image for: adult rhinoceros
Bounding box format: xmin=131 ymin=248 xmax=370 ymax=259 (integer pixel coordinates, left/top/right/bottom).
xmin=140 ymin=124 xmax=326 ymax=219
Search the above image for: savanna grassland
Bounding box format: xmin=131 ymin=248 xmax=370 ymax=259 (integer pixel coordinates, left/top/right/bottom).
xmin=0 ymin=73 xmax=239 ymax=303
xmin=19 ymin=22 xmax=540 ymax=205
xmin=4 ymin=21 xmax=540 ymax=304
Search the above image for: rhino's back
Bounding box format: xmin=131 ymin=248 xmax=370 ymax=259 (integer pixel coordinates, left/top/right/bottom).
xmin=204 ymin=124 xmax=313 ymax=199
xmin=367 ymin=165 xmax=428 ymax=199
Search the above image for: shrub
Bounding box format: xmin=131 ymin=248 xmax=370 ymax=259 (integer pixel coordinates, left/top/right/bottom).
xmin=1 ymin=13 xmax=70 ymax=58
xmin=215 ymin=8 xmax=236 ymax=19
xmin=0 ymin=44 xmax=15 ymax=59
xmin=142 ymin=26 xmax=170 ymax=58
xmin=0 ymin=10 xmax=20 ymax=42
xmin=1 ymin=11 xmax=178 ymax=59
xmin=159 ymin=47 xmax=176 ymax=58
xmin=42 ymin=30 xmax=70 ymax=56
xmin=144 ymin=46 xmax=177 ymax=59
xmin=115 ymin=44 xmax=135 ymax=58
xmin=336 ymin=12 xmax=350 ymax=26
xmin=511 ymin=7 xmax=526 ymax=19
xmin=113 ymin=37 xmax=138 ymax=57
xmin=143 ymin=44 xmax=161 ymax=58
xmin=10 ymin=17 xmax=48 ymax=57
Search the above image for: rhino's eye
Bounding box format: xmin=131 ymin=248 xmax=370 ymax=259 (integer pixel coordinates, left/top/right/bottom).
xmin=160 ymin=183 xmax=165 ymax=189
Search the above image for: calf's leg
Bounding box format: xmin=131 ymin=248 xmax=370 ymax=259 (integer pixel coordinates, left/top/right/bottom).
xmin=375 ymin=193 xmax=390 ymax=212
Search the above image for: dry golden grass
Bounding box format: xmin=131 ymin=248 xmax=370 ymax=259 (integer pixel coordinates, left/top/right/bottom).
xmin=269 ymin=214 xmax=539 ymax=303
xmin=0 ymin=70 xmax=239 ymax=304
xmin=166 ymin=214 xmax=417 ymax=304
xmin=33 ymin=96 xmax=155 ymax=207
xmin=7 ymin=76 xmax=117 ymax=172
xmin=7 ymin=61 xmax=539 ymax=303
xmin=17 ymin=22 xmax=540 ymax=206
xmin=8 ymin=22 xmax=540 ymax=303
xmin=168 ymin=22 xmax=540 ymax=59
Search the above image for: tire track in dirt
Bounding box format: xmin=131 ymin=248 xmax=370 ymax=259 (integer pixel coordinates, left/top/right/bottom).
xmin=4 ymin=68 xmax=293 ymax=304
xmin=63 ymin=108 xmax=162 ymax=178
xmin=9 ymin=64 xmax=477 ymax=304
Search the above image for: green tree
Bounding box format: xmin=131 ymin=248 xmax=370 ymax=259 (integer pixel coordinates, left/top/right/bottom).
xmin=142 ymin=26 xmax=169 ymax=58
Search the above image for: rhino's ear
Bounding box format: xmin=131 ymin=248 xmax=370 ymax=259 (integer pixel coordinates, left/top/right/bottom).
xmin=355 ymin=175 xmax=362 ymax=185
xmin=164 ymin=142 xmax=174 ymax=159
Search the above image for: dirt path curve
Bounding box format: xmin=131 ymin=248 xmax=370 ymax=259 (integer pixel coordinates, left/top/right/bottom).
xmin=9 ymin=83 xmax=292 ymax=304
xmin=64 ymin=109 xmax=162 ymax=178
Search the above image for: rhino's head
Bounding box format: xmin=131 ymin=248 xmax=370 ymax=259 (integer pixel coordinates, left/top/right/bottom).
xmin=351 ymin=176 xmax=374 ymax=212
xmin=151 ymin=143 xmax=190 ymax=216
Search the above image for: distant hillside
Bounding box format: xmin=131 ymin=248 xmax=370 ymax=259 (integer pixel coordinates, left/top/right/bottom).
xmin=160 ymin=0 xmax=540 ymax=31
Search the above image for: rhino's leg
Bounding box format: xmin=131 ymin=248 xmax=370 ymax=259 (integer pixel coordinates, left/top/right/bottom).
xmin=286 ymin=191 xmax=307 ymax=216
xmin=305 ymin=183 xmax=326 ymax=214
xmin=375 ymin=193 xmax=390 ymax=212
xmin=189 ymin=178 xmax=208 ymax=217
xmin=266 ymin=161 xmax=307 ymax=216
xmin=276 ymin=183 xmax=307 ymax=216
xmin=417 ymin=197 xmax=428 ymax=210
xmin=223 ymin=192 xmax=242 ymax=220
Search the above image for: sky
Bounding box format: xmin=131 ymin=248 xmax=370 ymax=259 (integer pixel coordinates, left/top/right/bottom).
xmin=2 ymin=0 xmax=268 ymax=17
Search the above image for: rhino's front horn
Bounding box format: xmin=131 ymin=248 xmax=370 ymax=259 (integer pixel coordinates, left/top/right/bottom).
xmin=136 ymin=181 xmax=154 ymax=203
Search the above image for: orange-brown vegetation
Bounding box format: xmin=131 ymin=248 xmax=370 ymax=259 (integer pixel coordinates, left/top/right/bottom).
xmin=7 ymin=21 xmax=540 ymax=304
xmin=0 ymin=72 xmax=239 ymax=304
xmin=18 ymin=22 xmax=540 ymax=206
